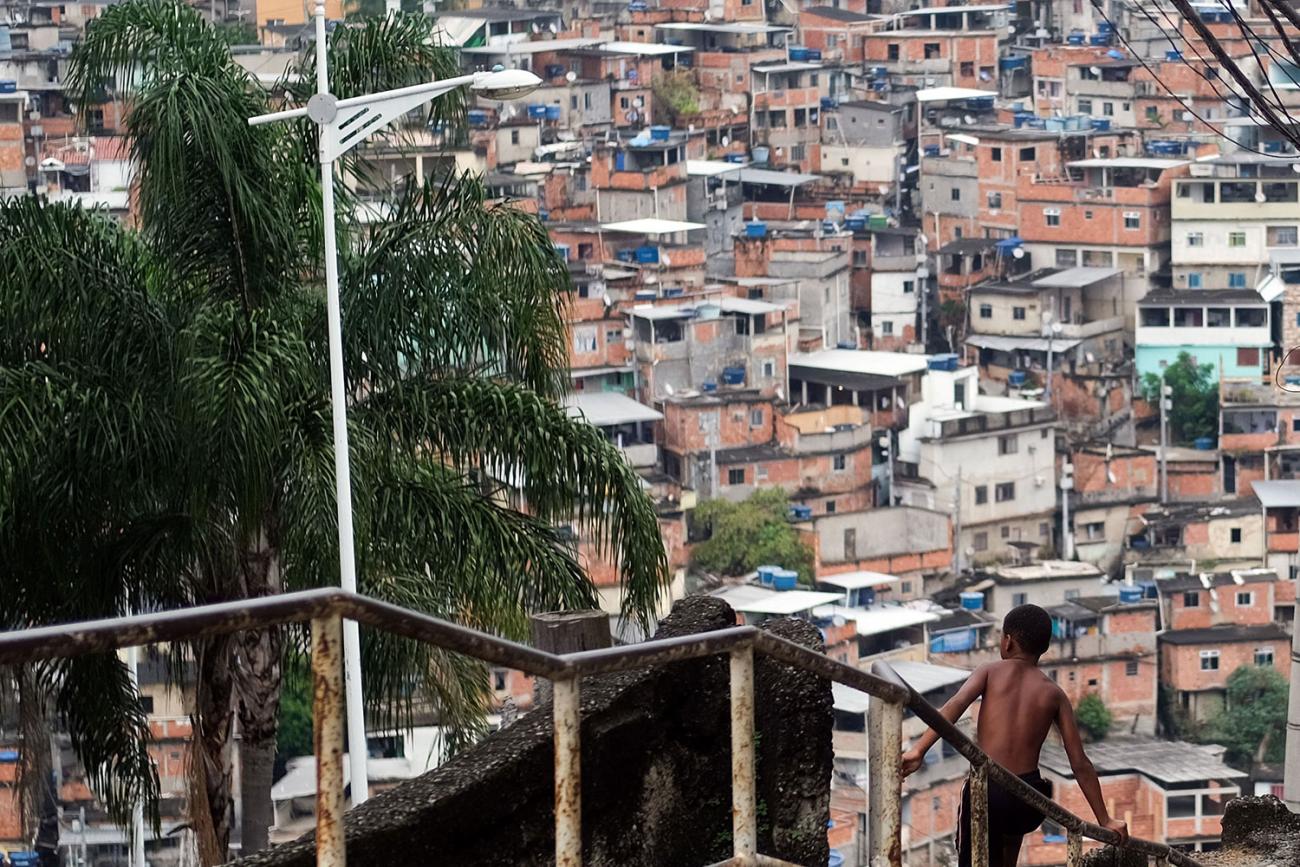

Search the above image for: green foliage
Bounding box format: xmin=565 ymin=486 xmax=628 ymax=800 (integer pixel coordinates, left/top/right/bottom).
xmin=652 ymin=71 xmax=700 ymax=124
xmin=1141 ymin=351 xmax=1219 ymax=445
xmin=1075 ymin=694 xmax=1112 ymax=742
xmin=214 ymin=20 xmax=257 ymax=45
xmin=691 ymin=490 xmax=815 ymax=583
xmin=274 ymin=671 xmax=313 ymax=779
xmin=1205 ymin=665 xmax=1288 ymax=768
xmin=3 ymin=0 xmax=670 ymax=834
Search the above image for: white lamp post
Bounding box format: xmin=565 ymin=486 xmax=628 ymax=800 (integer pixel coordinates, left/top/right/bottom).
xmin=248 ymin=3 xmax=540 ymax=803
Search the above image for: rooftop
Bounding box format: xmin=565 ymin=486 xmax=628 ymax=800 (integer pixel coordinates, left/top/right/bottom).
xmin=710 ymin=585 xmax=843 ymax=615
xmin=986 ymin=560 xmax=1109 ymax=584
xmin=1040 ymin=737 xmax=1246 ymax=785
xmin=1253 ymin=479 xmax=1300 ymax=508
xmin=1155 ymin=568 xmax=1278 ymax=593
xmin=1067 ymin=157 xmax=1189 ymax=170
xmin=600 ymin=218 xmax=706 ymax=236
xmin=789 ymin=349 xmax=931 ymax=378
xmin=562 ymin=392 xmax=663 ymax=428
xmin=814 ymin=604 xmax=942 ymax=636
xmin=816 ymin=571 xmax=899 ymax=591
xmin=1158 ymin=622 xmax=1292 ymax=645
xmin=832 ymin=660 xmax=969 ymax=714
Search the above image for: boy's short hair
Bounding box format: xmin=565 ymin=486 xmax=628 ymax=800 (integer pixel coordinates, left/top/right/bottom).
xmin=1003 ymin=604 xmax=1052 ymax=656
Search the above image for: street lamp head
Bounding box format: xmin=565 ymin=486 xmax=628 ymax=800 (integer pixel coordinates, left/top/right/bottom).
xmin=472 ymin=68 xmax=543 ymax=101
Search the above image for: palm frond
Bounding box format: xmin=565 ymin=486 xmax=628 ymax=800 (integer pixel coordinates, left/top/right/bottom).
xmin=357 ymin=377 xmax=670 ymax=627
xmin=344 ymin=172 xmax=572 ymax=400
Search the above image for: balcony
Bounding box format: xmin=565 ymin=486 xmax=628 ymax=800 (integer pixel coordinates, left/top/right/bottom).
xmin=603 ymin=163 xmax=686 ymax=191
xmin=1057 ymin=315 xmax=1126 ymax=340
xmin=621 ymin=441 xmax=660 ymax=468
xmin=933 ymin=406 xmax=1056 ymax=439
xmin=1268 ymin=531 xmax=1299 ymax=554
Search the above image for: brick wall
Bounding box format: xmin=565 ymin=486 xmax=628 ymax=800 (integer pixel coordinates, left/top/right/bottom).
xmin=1161 ymin=638 xmax=1292 ymax=693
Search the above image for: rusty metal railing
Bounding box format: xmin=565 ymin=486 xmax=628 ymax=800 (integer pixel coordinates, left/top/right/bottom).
xmin=0 ymin=588 xmax=1204 ymax=867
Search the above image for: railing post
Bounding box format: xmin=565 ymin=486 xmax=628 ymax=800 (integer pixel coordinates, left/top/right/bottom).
xmin=553 ymin=675 xmax=582 ymax=867
xmin=866 ymin=696 xmax=902 ymax=867
xmin=968 ymin=762 xmax=989 ymax=867
xmin=1066 ymin=829 xmax=1082 ymax=867
xmin=311 ymin=615 xmax=346 ymax=867
xmin=730 ymin=644 xmax=758 ymax=864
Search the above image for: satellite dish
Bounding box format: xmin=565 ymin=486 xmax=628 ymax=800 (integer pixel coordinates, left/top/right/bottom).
xmin=721 ymin=135 xmax=731 ymax=147
xmin=603 ymin=293 xmax=613 ymax=307
xmin=548 ymin=22 xmax=559 ymax=33
xmin=963 ymin=115 xmax=976 ymax=125
xmin=1089 ymin=66 xmax=1102 ymax=76
xmin=1293 ymin=163 xmax=1300 ymax=173
xmin=23 ymin=155 xmax=35 ymax=167
xmin=1012 ymin=247 xmax=1026 ymax=259
xmin=661 ymin=253 xmax=672 ymax=267
xmin=664 ymin=383 xmax=675 ymax=395
xmin=1007 ymin=24 xmax=1016 ymax=33
xmin=566 ymin=70 xmax=577 ymax=83
xmin=1256 ymin=190 xmax=1267 ymax=203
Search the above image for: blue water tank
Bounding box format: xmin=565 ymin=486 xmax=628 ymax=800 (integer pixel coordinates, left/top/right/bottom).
xmin=8 ymin=854 xmax=40 ymax=867
xmin=1008 ymin=370 xmax=1027 ymax=387
xmin=846 ymin=216 xmax=866 ymax=231
xmin=1089 ymin=32 xmax=1111 ymax=45
xmin=0 ymin=80 xmax=16 ymax=94
xmin=924 ymin=144 xmax=941 ymax=157
xmin=467 ymin=109 xmax=489 ymax=127
xmin=960 ymin=591 xmax=985 ymax=611
xmin=821 ymin=96 xmax=838 ymax=109
xmin=829 ymin=851 xmax=845 ymax=867
xmin=789 ymin=504 xmax=813 ymax=521
xmin=836 ymin=340 xmax=856 ymax=350
xmin=616 ymin=249 xmax=636 ymax=263
xmin=758 ymin=565 xmax=780 ymax=585
xmin=722 ymin=366 xmax=746 ymax=385
xmin=806 ymin=48 xmax=823 ymax=61
xmin=663 ymin=286 xmax=685 ymax=298
xmin=1166 ymin=50 xmax=1183 ymax=61
xmin=634 ymin=289 xmax=657 ymax=301
xmin=1091 ymin=118 xmax=1111 ymax=131
xmin=752 ymin=145 xmax=770 ymax=164
xmin=1067 ymin=32 xmax=1086 ymax=45
xmin=745 ymin=220 xmax=768 ymax=239
xmin=635 ymin=245 xmax=660 ymax=264
xmin=789 ymin=46 xmax=810 ymax=61
xmin=545 ymin=104 xmax=562 ymax=121
xmin=701 ymin=381 xmax=718 ymax=393
xmin=527 ymin=104 xmax=547 ymax=119
xmin=725 ymin=153 xmax=747 ymax=163
xmin=1194 ymin=436 xmax=1215 ymax=450
xmin=928 ymin=353 xmax=960 ymax=372
xmin=650 ymin=124 xmax=671 ymax=141
xmin=1119 ymin=586 xmax=1144 ymax=604
xmin=773 ymin=569 xmax=799 ymax=591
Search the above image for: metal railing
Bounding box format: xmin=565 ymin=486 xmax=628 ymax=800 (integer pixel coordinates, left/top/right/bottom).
xmin=0 ymin=589 xmax=1205 ymax=867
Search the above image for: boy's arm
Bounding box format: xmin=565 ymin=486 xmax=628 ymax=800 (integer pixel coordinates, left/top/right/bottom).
xmin=900 ymin=665 xmax=989 ymax=777
xmin=1055 ymin=691 xmax=1129 ymax=844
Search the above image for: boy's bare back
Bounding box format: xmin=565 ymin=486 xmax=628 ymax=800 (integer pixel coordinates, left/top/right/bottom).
xmin=973 ymin=659 xmax=1065 ymax=775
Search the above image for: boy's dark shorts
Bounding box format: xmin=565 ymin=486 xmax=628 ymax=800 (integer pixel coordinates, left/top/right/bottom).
xmin=957 ymin=769 xmax=1053 ymax=866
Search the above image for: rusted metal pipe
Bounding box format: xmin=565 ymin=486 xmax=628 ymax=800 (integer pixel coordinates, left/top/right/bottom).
xmin=969 ymin=761 xmax=989 ymax=867
xmin=866 ymin=690 xmax=902 ymax=867
xmin=758 ymin=632 xmax=909 ymax=703
xmin=311 ymin=615 xmax=347 ymax=867
xmin=553 ymin=676 xmax=582 ymax=867
xmin=730 ymin=644 xmax=758 ymax=862
xmin=1066 ymin=830 xmax=1083 ymax=866
xmin=564 ymin=626 xmax=755 ymax=676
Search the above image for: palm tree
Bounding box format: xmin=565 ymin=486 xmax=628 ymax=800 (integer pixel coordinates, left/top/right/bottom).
xmin=0 ymin=3 xmax=669 ymax=861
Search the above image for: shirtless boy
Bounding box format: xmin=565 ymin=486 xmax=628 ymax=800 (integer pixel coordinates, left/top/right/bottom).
xmin=900 ymin=604 xmax=1129 ymax=867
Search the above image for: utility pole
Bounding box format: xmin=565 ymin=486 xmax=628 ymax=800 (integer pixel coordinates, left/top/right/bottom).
xmin=952 ymin=465 xmax=963 ymax=573
xmin=1061 ymin=461 xmax=1074 ymax=559
xmin=127 ymin=646 xmax=145 ymax=867
xmin=1285 ymin=602 xmax=1300 ymax=812
xmin=879 ymin=433 xmax=894 ymax=507
xmin=1159 ymin=363 xmax=1171 ymax=504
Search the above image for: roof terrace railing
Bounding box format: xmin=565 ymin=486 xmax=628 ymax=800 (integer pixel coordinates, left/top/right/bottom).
xmin=0 ymin=589 xmax=1204 ymax=867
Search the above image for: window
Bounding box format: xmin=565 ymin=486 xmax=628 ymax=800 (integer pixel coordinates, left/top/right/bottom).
xmin=1237 ymin=307 xmax=1268 ymax=327
xmin=844 ymin=528 xmax=856 ymax=560
xmin=951 ymin=187 xmax=961 ymax=202
xmin=960 ymin=61 xmax=975 ymax=77
xmin=995 ymin=482 xmax=1016 ymax=502
xmin=1103 ymin=101 xmax=1114 ymax=116
xmin=510 ymin=130 xmax=521 ymax=145
xmin=1268 ymin=225 xmax=1298 ymax=247
xmin=1146 ymin=106 xmax=1160 ymax=121
xmin=139 ymin=695 xmax=155 ymax=714
xmin=979 ymin=304 xmax=992 ymax=319
xmin=826 ymin=500 xmax=836 ymax=514
xmin=974 ymin=532 xmax=989 ymax=551
xmin=1200 ymin=650 xmax=1220 ymax=671
xmin=1236 ymin=590 xmax=1253 ymax=607
xmin=751 ymin=409 xmax=764 ymax=427
xmin=1230 ymin=527 xmax=1243 ymax=543
xmin=1019 ymin=147 xmax=1036 ymax=161
xmin=573 ymin=326 xmax=597 ymax=354
xmin=987 ymin=191 xmax=1002 ymax=209
xmin=924 ymin=42 xmax=941 ymax=59
xmin=1229 ymin=231 xmax=1247 ymax=247
xmin=1040 ymin=522 xmax=1050 ymax=537
xmin=1012 ymin=592 xmax=1028 ymax=606
xmin=1084 ymin=210 xmax=1093 ymax=220
xmin=1056 ymin=249 xmax=1078 ymax=267
xmin=762 ymin=359 xmax=776 ymax=378
xmin=1187 ymin=273 xmax=1202 ymax=289
xmin=903 ymin=280 xmax=915 ymax=294
xmin=887 ymin=43 xmax=900 ymax=61
xmin=1125 ymin=660 xmax=1139 ymax=677
xmin=1084 ymin=522 xmax=1105 ymax=540
xmin=991 ymin=147 xmax=1002 ymax=162
xmin=727 ymin=468 xmax=746 ymax=485
xmin=570 ymin=95 xmax=578 ymax=110
xmin=493 ymin=670 xmax=508 ymax=691
xmin=1123 ymin=212 xmax=1140 ymax=230
xmin=998 ymin=434 xmax=1019 ymax=455
xmin=975 ymin=485 xmax=989 ymax=504
xmin=1207 ymin=307 xmax=1231 ymax=327
xmin=853 ymin=249 xmax=868 ymax=267
xmin=1044 ymin=208 xmax=1061 ymax=227
xmin=1256 ymin=646 xmax=1275 ymax=667
xmin=833 ymin=454 xmax=847 ymax=471
xmin=1078 ymin=98 xmax=1093 ymax=114
xmin=1013 ymin=307 xmax=1027 ymax=320
xmin=1001 ymin=525 xmax=1011 ymax=539
xmin=881 ymin=321 xmax=894 ymax=335
xmin=1228 ymin=272 xmax=1247 ymax=289
xmin=1187 ymin=231 xmax=1204 ymax=247
xmin=1184 ymin=591 xmax=1201 ymax=607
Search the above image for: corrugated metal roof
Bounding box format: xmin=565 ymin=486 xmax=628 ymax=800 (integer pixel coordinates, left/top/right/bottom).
xmin=1253 ymin=479 xmax=1300 ymax=508
xmin=737 ymin=167 xmax=822 ymax=187
xmin=600 ymin=218 xmax=706 ymax=235
xmin=1031 ymin=266 xmax=1123 ymax=288
xmin=562 ymin=392 xmax=663 ymax=427
xmin=1041 ymin=737 xmax=1246 ymax=785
